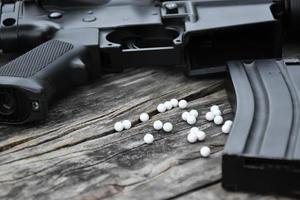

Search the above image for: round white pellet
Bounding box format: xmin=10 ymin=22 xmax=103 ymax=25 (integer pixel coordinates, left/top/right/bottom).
xmin=196 ymin=130 xmax=206 ymax=141
xmin=189 ymin=109 xmax=199 ymax=118
xmin=190 ymin=127 xmax=199 ymax=134
xmin=224 ymin=120 xmax=233 ymax=127
xmin=144 ymin=134 xmax=154 ymax=144
xmin=222 ymin=124 xmax=231 ymax=134
xmin=187 ymin=115 xmax=197 ymax=125
xmin=153 ymin=120 xmax=163 ymax=130
xmin=164 ymin=101 xmax=173 ymax=110
xmin=210 ymin=105 xmax=220 ymax=112
xmin=187 ymin=132 xmax=198 ymax=143
xmin=214 ymin=115 xmax=223 ymax=125
xmin=178 ymin=100 xmax=188 ymax=109
xmin=170 ymin=99 xmax=179 ymax=107
xmin=122 ymin=120 xmax=132 ymax=130
xmin=182 ymin=111 xmax=190 ymax=121
xmin=212 ymin=109 xmax=222 ymax=116
xmin=200 ymin=146 xmax=211 ymax=157
xmin=140 ymin=113 xmax=150 ymax=122
xmin=205 ymin=112 xmax=215 ymax=121
xmin=163 ymin=122 xmax=173 ymax=132
xmin=114 ymin=122 xmax=124 ymax=132
xmin=157 ymin=104 xmax=166 ymax=113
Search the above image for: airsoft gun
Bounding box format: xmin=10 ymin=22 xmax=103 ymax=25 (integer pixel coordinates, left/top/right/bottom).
xmin=0 ymin=0 xmax=296 ymax=124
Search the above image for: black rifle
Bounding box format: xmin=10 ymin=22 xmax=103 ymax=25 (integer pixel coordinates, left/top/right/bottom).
xmin=0 ymin=0 xmax=298 ymax=124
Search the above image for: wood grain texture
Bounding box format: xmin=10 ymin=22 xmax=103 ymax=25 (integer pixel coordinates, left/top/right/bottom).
xmin=0 ymin=54 xmax=292 ymax=200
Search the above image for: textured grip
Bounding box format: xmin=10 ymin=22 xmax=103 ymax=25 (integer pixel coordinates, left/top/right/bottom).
xmin=0 ymin=39 xmax=93 ymax=124
xmin=0 ymin=40 xmax=74 ymax=78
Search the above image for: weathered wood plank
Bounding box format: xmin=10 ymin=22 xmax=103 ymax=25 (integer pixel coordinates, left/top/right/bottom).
xmin=0 ymin=53 xmax=227 ymax=200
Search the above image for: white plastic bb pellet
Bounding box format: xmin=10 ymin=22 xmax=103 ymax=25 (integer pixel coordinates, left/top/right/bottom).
xmin=189 ymin=109 xmax=199 ymax=118
xmin=187 ymin=132 xmax=198 ymax=143
xmin=200 ymin=146 xmax=211 ymax=157
xmin=205 ymin=112 xmax=215 ymax=121
xmin=196 ymin=130 xmax=206 ymax=141
xmin=144 ymin=134 xmax=154 ymax=144
xmin=210 ymin=105 xmax=220 ymax=112
xmin=122 ymin=120 xmax=132 ymax=130
xmin=157 ymin=104 xmax=166 ymax=113
xmin=140 ymin=113 xmax=150 ymax=122
xmin=224 ymin=120 xmax=233 ymax=127
xmin=178 ymin=100 xmax=188 ymax=109
xmin=163 ymin=122 xmax=173 ymax=132
xmin=114 ymin=122 xmax=124 ymax=132
xmin=212 ymin=109 xmax=222 ymax=116
xmin=164 ymin=101 xmax=173 ymax=110
xmin=187 ymin=115 xmax=197 ymax=125
xmin=170 ymin=99 xmax=178 ymax=107
xmin=190 ymin=127 xmax=199 ymax=134
xmin=182 ymin=111 xmax=190 ymax=121
xmin=222 ymin=124 xmax=231 ymax=134
xmin=153 ymin=120 xmax=163 ymax=130
xmin=214 ymin=115 xmax=223 ymax=125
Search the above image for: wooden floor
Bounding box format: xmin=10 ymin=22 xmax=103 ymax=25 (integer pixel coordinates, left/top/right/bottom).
xmin=0 ymin=55 xmax=296 ymax=200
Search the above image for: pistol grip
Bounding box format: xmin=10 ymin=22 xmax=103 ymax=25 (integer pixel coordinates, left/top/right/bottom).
xmin=0 ymin=40 xmax=96 ymax=124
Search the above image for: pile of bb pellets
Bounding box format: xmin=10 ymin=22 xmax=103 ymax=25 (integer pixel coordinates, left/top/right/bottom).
xmin=114 ymin=99 xmax=233 ymax=158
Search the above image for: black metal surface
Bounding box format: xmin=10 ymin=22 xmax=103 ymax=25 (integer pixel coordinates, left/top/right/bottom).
xmin=0 ymin=87 xmax=31 ymax=123
xmin=223 ymin=59 xmax=300 ymax=196
xmin=286 ymin=0 xmax=300 ymax=33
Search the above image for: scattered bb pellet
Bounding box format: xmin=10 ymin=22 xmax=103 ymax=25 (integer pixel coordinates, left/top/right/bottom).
xmin=224 ymin=120 xmax=233 ymax=127
xmin=122 ymin=120 xmax=132 ymax=130
xmin=178 ymin=100 xmax=188 ymax=109
xmin=140 ymin=113 xmax=150 ymax=122
xmin=189 ymin=109 xmax=199 ymax=118
xmin=163 ymin=122 xmax=173 ymax=132
xmin=114 ymin=122 xmax=124 ymax=132
xmin=144 ymin=134 xmax=154 ymax=144
xmin=187 ymin=132 xmax=198 ymax=143
xmin=190 ymin=127 xmax=199 ymax=134
xmin=214 ymin=115 xmax=223 ymax=125
xmin=187 ymin=115 xmax=197 ymax=125
xmin=164 ymin=101 xmax=173 ymax=110
xmin=210 ymin=105 xmax=220 ymax=112
xmin=196 ymin=130 xmax=206 ymax=141
xmin=222 ymin=124 xmax=231 ymax=134
xmin=170 ymin=99 xmax=178 ymax=107
xmin=200 ymin=146 xmax=211 ymax=157
xmin=157 ymin=104 xmax=166 ymax=113
xmin=205 ymin=112 xmax=215 ymax=121
xmin=153 ymin=120 xmax=163 ymax=130
xmin=182 ymin=111 xmax=190 ymax=121
xmin=212 ymin=109 xmax=222 ymax=116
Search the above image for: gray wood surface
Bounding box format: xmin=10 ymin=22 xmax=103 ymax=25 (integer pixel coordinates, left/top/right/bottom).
xmin=0 ymin=55 xmax=295 ymax=200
